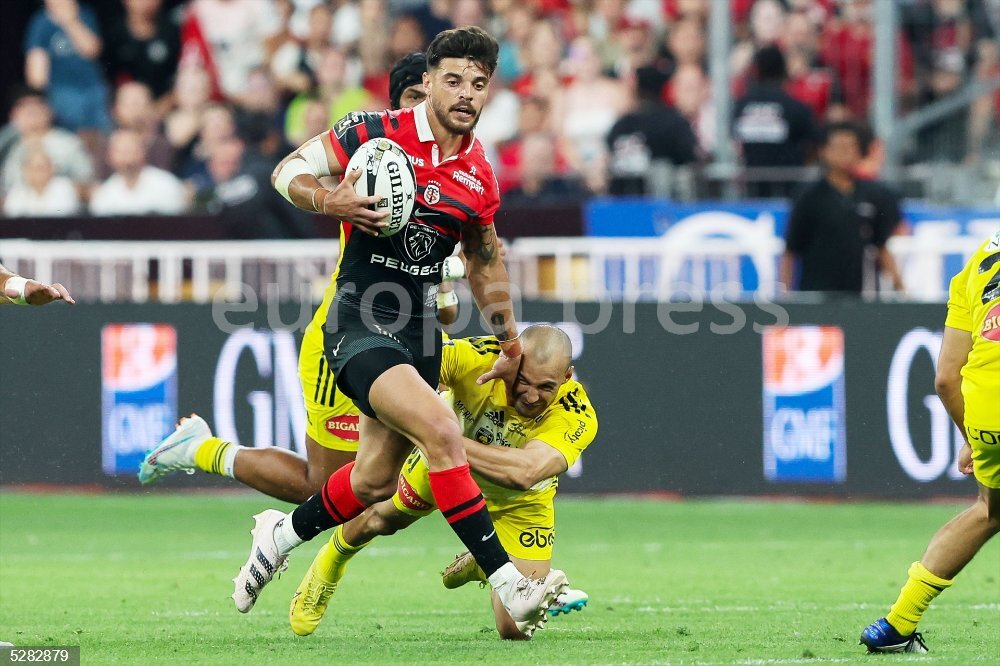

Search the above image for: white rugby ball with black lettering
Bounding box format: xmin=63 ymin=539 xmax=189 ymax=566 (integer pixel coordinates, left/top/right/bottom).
xmin=346 ymin=137 xmax=417 ymax=237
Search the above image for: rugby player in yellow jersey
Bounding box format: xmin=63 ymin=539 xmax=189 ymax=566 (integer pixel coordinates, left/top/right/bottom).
xmin=860 ymin=230 xmax=1000 ymax=653
xmin=281 ymin=324 xmax=597 ymax=639
xmin=137 ymin=53 xmax=461 ymax=503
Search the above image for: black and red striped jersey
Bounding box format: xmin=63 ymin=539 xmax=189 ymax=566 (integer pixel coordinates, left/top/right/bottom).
xmin=327 ymin=102 xmax=500 ymax=319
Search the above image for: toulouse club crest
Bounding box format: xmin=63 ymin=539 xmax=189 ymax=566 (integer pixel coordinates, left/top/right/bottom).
xmin=423 ymin=180 xmax=441 ymax=206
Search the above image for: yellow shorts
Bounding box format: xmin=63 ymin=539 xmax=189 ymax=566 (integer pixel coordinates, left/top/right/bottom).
xmin=391 ymin=449 xmax=556 ymax=561
xmin=966 ymin=423 xmax=1000 ymax=489
xmin=299 ymin=285 xmax=360 ymax=452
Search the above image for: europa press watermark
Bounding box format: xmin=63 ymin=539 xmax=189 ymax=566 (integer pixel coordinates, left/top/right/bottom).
xmin=211 ymin=278 xmax=789 ymax=336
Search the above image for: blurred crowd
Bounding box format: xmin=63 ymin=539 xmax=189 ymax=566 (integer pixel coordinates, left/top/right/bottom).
xmin=2 ymin=0 xmax=999 ymax=224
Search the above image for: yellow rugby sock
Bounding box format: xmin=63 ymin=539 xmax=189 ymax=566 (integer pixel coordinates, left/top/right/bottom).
xmin=193 ymin=437 xmax=239 ymax=478
xmin=330 ymin=524 xmax=371 ymax=563
xmin=886 ymin=561 xmax=953 ymax=635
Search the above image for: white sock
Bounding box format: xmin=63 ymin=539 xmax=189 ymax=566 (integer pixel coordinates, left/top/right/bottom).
xmin=272 ymin=514 xmax=303 ymax=555
xmin=487 ymin=561 xmax=521 ymax=590
xmin=222 ymin=444 xmax=242 ymax=478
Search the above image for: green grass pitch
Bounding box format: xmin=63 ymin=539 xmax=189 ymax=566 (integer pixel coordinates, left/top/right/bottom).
xmin=0 ymin=493 xmax=997 ymax=665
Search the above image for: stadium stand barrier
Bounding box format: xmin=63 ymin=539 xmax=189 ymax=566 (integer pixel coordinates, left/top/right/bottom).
xmin=0 ymin=230 xmax=988 ymax=304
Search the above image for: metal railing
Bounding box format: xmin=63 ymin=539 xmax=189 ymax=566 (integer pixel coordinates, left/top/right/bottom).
xmin=0 ymin=233 xmax=987 ymax=304
xmin=0 ymin=240 xmax=341 ymax=304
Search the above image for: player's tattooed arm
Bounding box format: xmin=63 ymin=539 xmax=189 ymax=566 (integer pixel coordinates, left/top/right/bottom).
xmin=462 ymin=221 xmax=522 ymax=389
xmin=462 ymin=220 xmax=499 ymax=264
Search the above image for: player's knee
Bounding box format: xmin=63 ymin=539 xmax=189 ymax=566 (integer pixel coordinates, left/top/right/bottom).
xmin=364 ymin=510 xmax=402 ymax=537
xmin=981 ymin=496 xmax=1000 ymax=532
xmin=417 ymin=417 xmax=463 ymax=457
xmin=303 ymin=468 xmax=328 ymax=499
xmin=351 ymin=475 xmax=397 ymax=505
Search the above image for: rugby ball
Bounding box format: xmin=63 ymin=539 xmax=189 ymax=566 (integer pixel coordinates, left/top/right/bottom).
xmin=346 ymin=137 xmax=417 ymax=237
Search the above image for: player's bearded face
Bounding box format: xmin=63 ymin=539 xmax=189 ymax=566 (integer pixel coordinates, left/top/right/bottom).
xmin=427 ymin=58 xmax=490 ymax=134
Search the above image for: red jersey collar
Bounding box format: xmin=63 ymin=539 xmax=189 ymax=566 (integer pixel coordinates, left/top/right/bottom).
xmin=414 ymin=101 xmax=476 ymax=164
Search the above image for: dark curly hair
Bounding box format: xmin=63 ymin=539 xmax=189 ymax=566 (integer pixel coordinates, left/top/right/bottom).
xmin=425 ymin=26 xmax=499 ymax=78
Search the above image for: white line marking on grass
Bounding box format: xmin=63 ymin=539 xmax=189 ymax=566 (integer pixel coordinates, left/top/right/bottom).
xmin=634 ymin=602 xmax=1000 ymax=614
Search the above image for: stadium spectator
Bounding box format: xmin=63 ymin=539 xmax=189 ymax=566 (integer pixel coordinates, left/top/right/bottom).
xmin=109 ymin=81 xmax=174 ymax=174
xmin=608 ymin=16 xmax=658 ymax=75
xmin=606 ymin=66 xmax=698 ymax=196
xmin=819 ymin=0 xmax=878 ymax=119
xmin=731 ymin=0 xmax=788 ymax=76
xmin=494 ymin=4 xmax=534 ymax=82
xmin=388 ymin=14 xmax=428 ymax=65
xmin=732 ymin=46 xmax=816 ymax=197
xmin=90 ymin=129 xmax=188 ymax=215
xmin=784 ymin=46 xmax=839 ymax=123
xmin=904 ymin=0 xmax=993 ymax=163
xmin=558 ymin=36 xmax=628 ymax=192
xmin=3 ymin=144 xmax=81 ymax=217
xmin=185 ymin=0 xmax=279 ymax=100
xmin=199 ymin=136 xmax=315 ymax=238
xmin=662 ymin=17 xmax=706 ymax=75
xmin=450 ymin=0 xmax=486 ymax=28
xmin=179 ymin=103 xmax=237 ymax=187
xmin=780 ymin=122 xmax=904 ymax=297
xmin=102 ymin=0 xmax=182 ymax=107
xmin=164 ymin=65 xmax=212 ymax=157
xmin=503 ymin=133 xmax=582 ymax=206
xmin=330 ymin=0 xmax=363 ymax=48
xmin=24 ymin=0 xmax=111 ymax=132
xmin=968 ymin=39 xmax=1000 ymax=164
xmin=263 ymin=0 xmax=297 ymax=66
xmin=497 ymin=95 xmax=557 ymax=193
xmin=356 ymin=0 xmax=391 ymax=79
xmin=287 ymin=97 xmax=330 ymax=147
xmin=1 ymin=89 xmax=93 ymax=193
xmin=284 ymin=47 xmax=375 ymax=144
xmin=511 ymin=20 xmax=565 ymax=99
xmin=233 ymin=69 xmax=289 ymax=163
xmin=269 ymin=3 xmax=334 ymax=95
xmin=670 ymin=63 xmax=715 ymax=155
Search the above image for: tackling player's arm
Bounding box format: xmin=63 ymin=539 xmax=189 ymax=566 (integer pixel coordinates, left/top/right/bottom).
xmin=463 ymin=439 xmax=568 ymax=492
xmin=462 ymin=222 xmax=522 ymax=385
xmin=939 ymin=258 xmax=975 ymax=474
xmin=0 ymin=263 xmax=74 ymax=306
xmin=936 ymin=327 xmax=974 ymax=474
xmin=271 ymin=132 xmax=387 ymax=235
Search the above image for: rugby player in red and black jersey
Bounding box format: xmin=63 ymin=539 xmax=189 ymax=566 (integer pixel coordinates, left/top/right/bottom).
xmin=232 ymin=27 xmax=567 ymax=636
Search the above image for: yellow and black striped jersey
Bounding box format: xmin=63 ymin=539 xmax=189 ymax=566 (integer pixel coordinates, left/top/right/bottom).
xmin=945 ymin=230 xmax=1000 ymax=428
xmin=439 ymin=336 xmax=598 ymax=502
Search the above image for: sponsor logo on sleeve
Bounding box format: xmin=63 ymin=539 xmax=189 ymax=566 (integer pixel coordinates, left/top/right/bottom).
xmin=981 ymin=303 xmax=1000 ymax=342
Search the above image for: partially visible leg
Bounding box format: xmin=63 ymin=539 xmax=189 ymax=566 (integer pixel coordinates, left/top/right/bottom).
xmin=861 ymin=483 xmax=1000 ymax=652
xmin=289 ymin=496 xmax=423 ymax=636
xmin=491 ymin=556 xmax=552 ymax=641
xmin=885 ymin=484 xmax=1000 ymax=635
xmin=225 ymin=433 xmax=355 ymax=503
xmin=365 ymin=365 xmax=513 ymax=581
xmin=285 ymin=414 xmax=411 ymax=546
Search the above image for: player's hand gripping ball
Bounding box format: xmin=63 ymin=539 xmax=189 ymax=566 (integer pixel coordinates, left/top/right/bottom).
xmin=345 ymin=137 xmax=417 ymax=237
